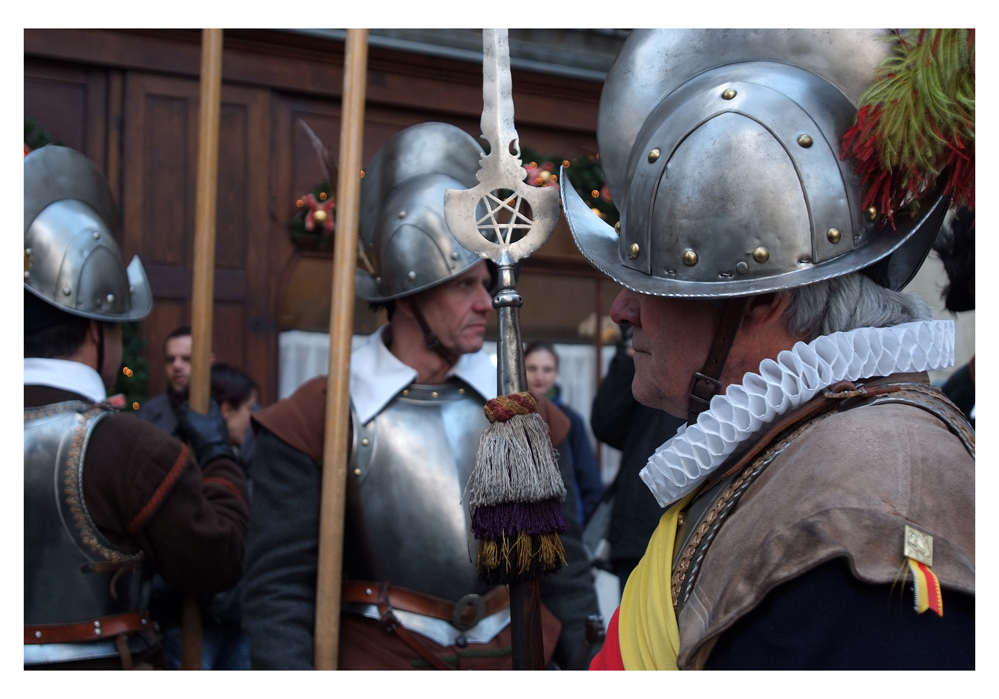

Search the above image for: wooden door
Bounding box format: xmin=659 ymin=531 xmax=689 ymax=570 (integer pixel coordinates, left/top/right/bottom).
xmin=121 ymin=73 xmax=276 ymax=403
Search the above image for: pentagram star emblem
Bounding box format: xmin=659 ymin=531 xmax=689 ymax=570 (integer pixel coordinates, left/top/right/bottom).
xmin=477 ymin=190 xmax=533 ymax=245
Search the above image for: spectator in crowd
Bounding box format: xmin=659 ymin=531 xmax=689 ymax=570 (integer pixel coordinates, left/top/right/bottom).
xmin=136 ymin=327 xmax=204 ymax=436
xmin=151 ymin=362 xmax=259 ymax=670
xmin=934 ymin=206 xmax=975 ymax=426
xmin=525 ymin=340 xmax=604 ymax=524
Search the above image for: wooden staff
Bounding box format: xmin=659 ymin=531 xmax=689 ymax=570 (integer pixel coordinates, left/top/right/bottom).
xmin=313 ymin=28 xmax=369 ymax=671
xmin=182 ymin=27 xmax=224 ymax=671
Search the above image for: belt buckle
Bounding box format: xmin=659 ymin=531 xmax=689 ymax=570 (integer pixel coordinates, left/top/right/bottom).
xmin=451 ymin=594 xmax=485 ymax=632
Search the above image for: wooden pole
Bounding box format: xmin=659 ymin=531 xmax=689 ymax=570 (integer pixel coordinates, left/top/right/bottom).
xmin=313 ymin=28 xmax=369 ymax=671
xmin=182 ymin=27 xmax=224 ymax=671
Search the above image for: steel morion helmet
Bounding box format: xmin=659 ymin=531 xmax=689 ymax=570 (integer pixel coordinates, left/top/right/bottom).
xmin=561 ymin=29 xmax=950 ymax=299
xmin=24 ymin=146 xmax=152 ymax=323
xmin=355 ymin=122 xmax=487 ymax=302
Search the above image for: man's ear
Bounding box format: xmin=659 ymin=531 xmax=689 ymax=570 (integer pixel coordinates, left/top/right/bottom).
xmin=219 ymin=401 xmax=235 ymax=420
xmin=394 ymin=297 xmax=416 ymax=320
xmin=743 ymin=292 xmax=792 ymax=330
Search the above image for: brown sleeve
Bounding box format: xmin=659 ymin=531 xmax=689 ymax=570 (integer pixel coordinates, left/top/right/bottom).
xmin=251 ymin=376 xmax=329 ymax=464
xmin=82 ymin=413 xmax=250 ymax=594
xmin=532 ymin=392 xmax=571 ymax=448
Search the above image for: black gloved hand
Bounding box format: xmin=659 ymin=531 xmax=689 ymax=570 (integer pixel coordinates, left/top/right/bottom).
xmin=174 ymin=399 xmax=237 ymax=467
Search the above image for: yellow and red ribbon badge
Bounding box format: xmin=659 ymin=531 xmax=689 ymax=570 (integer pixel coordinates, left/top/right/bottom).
xmin=908 ymin=558 xmax=943 ymax=616
xmin=904 ymin=524 xmax=943 ymax=616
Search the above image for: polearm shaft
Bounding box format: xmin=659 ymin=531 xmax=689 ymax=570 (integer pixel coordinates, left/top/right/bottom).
xmin=493 ymin=264 xmax=546 ymax=669
xmin=444 ymin=30 xmax=562 ymax=670
xmin=314 ymin=28 xmax=369 ymax=671
xmin=182 ymin=27 xmax=224 ymax=672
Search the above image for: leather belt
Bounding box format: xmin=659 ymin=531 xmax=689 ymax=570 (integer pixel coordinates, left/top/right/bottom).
xmin=341 ymin=581 xmax=509 ymax=631
xmin=25 ymin=611 xmax=150 ymax=645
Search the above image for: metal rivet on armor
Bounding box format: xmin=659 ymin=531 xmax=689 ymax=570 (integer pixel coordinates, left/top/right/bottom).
xmin=628 ymin=243 xmax=640 ymax=259
xmin=827 ymin=227 xmax=842 ymax=244
xmin=354 ymin=469 xmax=361 ymax=476
xmin=35 ymin=631 xmax=42 ymax=639
xmin=867 ymin=206 xmax=878 ymax=220
xmin=24 ymin=271 xmax=30 ymax=279
xmin=450 ymin=251 xmax=460 ymax=260
xmin=753 ymin=247 xmax=770 ymax=263
xmin=92 ymin=231 xmax=100 ymax=240
xmin=456 ymin=635 xmax=468 ymax=648
xmin=458 ymin=388 xmax=465 ymax=394
xmin=402 ymin=389 xmax=409 ymax=396
xmin=106 ymin=293 xmax=115 ymax=304
xmin=797 ymin=134 xmax=813 ymax=148
xmin=361 ymin=438 xmax=370 ymax=446
xmin=25 ymin=248 xmax=31 ymax=256
xmin=614 ymin=221 xmax=621 ymax=236
xmin=94 ymin=621 xmax=102 ymax=636
xmin=63 ymin=286 xmax=72 ymax=296
xmin=647 ymin=149 xmax=660 ymax=163
xmin=683 ymin=250 xmax=698 ymax=267
xmin=722 ymin=88 xmax=737 ymax=100
xmin=366 ymin=588 xmax=372 ymax=595
xmin=407 ymin=271 xmax=416 ymax=280
xmin=398 ymin=210 xmax=406 ymax=218
xmin=142 ymin=618 xmax=148 ymax=625
xmin=95 ymin=298 xmax=103 ymax=307
xmin=431 ymin=391 xmax=439 ymax=398
xmin=736 ymin=261 xmax=748 ymax=274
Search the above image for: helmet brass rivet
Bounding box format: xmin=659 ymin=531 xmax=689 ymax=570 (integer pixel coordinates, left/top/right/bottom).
xmin=736 ymin=261 xmax=748 ymax=274
xmin=361 ymin=438 xmax=369 ymax=446
xmin=63 ymin=286 xmax=71 ymax=296
xmin=402 ymin=389 xmax=409 ymax=396
xmin=647 ymin=149 xmax=660 ymax=163
xmin=615 ymin=221 xmax=621 ymax=235
xmin=432 ymin=391 xmax=439 ymax=398
xmin=753 ymin=247 xmax=770 ymax=263
xmin=407 ymin=271 xmax=416 ymax=280
xmin=450 ymin=251 xmax=460 ymax=260
xmin=797 ymin=134 xmax=813 ymax=148
xmin=24 ymin=271 xmax=30 ymax=279
xmin=628 ymin=243 xmax=640 ymax=258
xmin=722 ymin=88 xmax=737 ymax=100
xmin=826 ymin=227 xmax=842 ymax=244
xmin=398 ymin=210 xmax=406 ymax=218
xmin=92 ymin=231 xmax=100 ymax=240
xmin=867 ymin=206 xmax=878 ymax=220
xmin=354 ymin=469 xmax=362 ymax=476
xmin=683 ymin=249 xmax=698 ymax=266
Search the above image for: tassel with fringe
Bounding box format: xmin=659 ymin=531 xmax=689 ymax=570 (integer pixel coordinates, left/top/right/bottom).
xmin=466 ymin=392 xmax=569 ymax=584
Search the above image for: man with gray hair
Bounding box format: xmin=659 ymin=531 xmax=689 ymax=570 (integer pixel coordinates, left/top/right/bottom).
xmin=562 ymin=29 xmax=974 ymax=669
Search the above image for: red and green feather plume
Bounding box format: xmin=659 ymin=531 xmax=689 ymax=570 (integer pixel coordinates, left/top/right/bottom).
xmin=841 ymin=29 xmax=974 ymax=225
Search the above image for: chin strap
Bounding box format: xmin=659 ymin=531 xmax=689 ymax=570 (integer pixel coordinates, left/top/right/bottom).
xmin=686 ymin=297 xmax=750 ymax=426
xmin=96 ymin=322 xmax=105 ymax=380
xmin=409 ymin=300 xmax=460 ymax=368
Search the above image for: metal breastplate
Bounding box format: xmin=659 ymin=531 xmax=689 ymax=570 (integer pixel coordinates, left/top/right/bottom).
xmin=344 ymin=382 xmax=487 ymax=602
xmin=24 ymin=401 xmax=148 ymax=663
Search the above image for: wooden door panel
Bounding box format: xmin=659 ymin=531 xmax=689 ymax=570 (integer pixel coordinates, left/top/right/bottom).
xmin=24 ymin=60 xmax=108 ymax=171
xmin=122 ymin=72 xmax=274 ymax=402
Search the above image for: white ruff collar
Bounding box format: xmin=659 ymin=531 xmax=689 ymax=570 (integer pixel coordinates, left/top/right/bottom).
xmin=640 ymin=320 xmax=955 ymax=508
